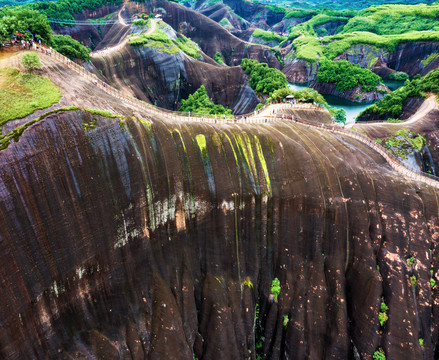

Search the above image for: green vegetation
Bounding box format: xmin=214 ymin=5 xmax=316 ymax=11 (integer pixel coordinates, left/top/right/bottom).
xmin=385 ymin=118 xmax=401 ymax=124
xmin=252 ymin=29 xmax=286 ymax=44
xmin=284 ymin=13 xmax=351 ymax=42
xmin=83 ymin=119 xmax=97 ymax=131
xmin=410 ymin=275 xmax=418 ymax=287
xmin=282 ymin=314 xmax=289 ymax=329
xmin=0 ymin=68 xmax=61 ymax=125
xmin=0 ymin=106 xmax=79 ymax=151
xmin=431 ymin=278 xmax=436 ymax=288
xmin=22 ymin=53 xmax=41 ymax=72
xmin=52 ymin=35 xmax=91 ymax=61
xmin=241 ymin=59 xmax=287 ymax=95
xmin=270 ymin=278 xmax=281 ymax=301
xmin=242 ymin=278 xmax=254 ymax=290
xmin=421 ymin=53 xmax=439 ymax=67
xmin=341 ymin=4 xmax=439 ymax=35
xmin=0 ymin=7 xmax=91 ymax=61
xmin=266 ymin=86 xmax=344 ymax=119
xmin=0 ymin=7 xmax=52 ymax=44
xmin=179 ymin=85 xmax=231 ymax=115
xmin=378 ymin=301 xmax=389 ymax=327
xmin=213 ymin=52 xmax=224 ymax=65
xmin=380 ymin=128 xmax=426 ymax=159
xmin=389 ymin=72 xmax=409 ymax=81
xmin=27 ymin=0 xmax=122 ymax=22
xmin=316 ymin=60 xmax=382 ymax=92
xmin=292 ymin=31 xmax=439 ymax=63
xmin=373 ymin=348 xmax=386 ymax=360
xmin=407 ymin=256 xmax=415 ymax=266
xmin=84 ymin=108 xmax=124 ymax=119
xmin=361 ymin=68 xmax=439 ymax=119
xmin=265 ymin=5 xmax=286 ymax=14
xmin=335 ymin=108 xmax=346 ymax=124
xmin=129 ymin=28 xmax=201 ymax=59
xmin=419 ymin=338 xmax=424 ymax=347
xmin=219 ymin=18 xmax=233 ymax=29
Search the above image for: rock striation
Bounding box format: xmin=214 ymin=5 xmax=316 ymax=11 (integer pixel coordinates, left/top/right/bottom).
xmin=0 ymin=107 xmax=439 ymax=359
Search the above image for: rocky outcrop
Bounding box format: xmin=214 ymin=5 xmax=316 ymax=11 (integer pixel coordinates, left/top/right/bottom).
xmin=90 ymin=43 xmax=259 ymax=114
xmin=357 ymin=96 xmax=424 ymax=122
xmin=337 ymin=42 xmax=439 ymax=78
xmin=282 ymin=58 xmax=317 ymax=83
xmin=310 ymin=81 xmax=389 ymax=103
xmin=1 ymin=108 xmax=439 ymax=359
xmin=199 ymin=3 xmax=250 ymax=31
xmin=122 ymin=0 xmax=282 ymax=68
xmin=52 ymin=4 xmax=127 ymax=50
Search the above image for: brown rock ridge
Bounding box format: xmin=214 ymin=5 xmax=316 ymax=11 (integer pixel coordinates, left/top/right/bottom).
xmin=0 ymin=51 xmax=439 ymax=357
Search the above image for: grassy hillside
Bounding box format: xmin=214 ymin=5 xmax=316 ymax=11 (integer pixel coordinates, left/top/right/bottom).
xmin=0 ymin=67 xmax=61 ymax=125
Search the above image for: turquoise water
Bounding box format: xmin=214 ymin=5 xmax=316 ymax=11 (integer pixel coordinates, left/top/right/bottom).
xmin=288 ymin=80 xmax=405 ymax=124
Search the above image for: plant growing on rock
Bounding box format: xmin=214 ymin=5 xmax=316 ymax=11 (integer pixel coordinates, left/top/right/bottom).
xmin=270 ymin=278 xmax=281 ymax=301
xmin=378 ymin=300 xmax=389 ymax=327
xmin=316 ymin=59 xmax=382 ymax=92
xmin=389 ymin=72 xmax=409 ymax=81
xmin=410 ymin=275 xmax=417 ymax=287
xmin=213 ymin=52 xmax=224 ymax=65
xmin=241 ymin=59 xmax=287 ymax=96
xmin=407 ymin=256 xmax=415 ymax=266
xmin=179 ymin=85 xmax=231 ymax=115
xmin=373 ymin=347 xmax=386 ymax=360
xmin=22 ymin=53 xmax=41 ymax=73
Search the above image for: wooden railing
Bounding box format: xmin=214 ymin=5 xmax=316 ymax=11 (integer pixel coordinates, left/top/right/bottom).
xmin=14 ymin=46 xmax=439 ymax=188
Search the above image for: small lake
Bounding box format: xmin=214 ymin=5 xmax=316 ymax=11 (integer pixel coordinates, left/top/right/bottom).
xmin=288 ymin=80 xmax=405 ymax=124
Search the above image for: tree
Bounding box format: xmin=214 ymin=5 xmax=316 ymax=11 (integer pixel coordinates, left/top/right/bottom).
xmin=52 ymin=35 xmax=91 ymax=61
xmin=180 ymin=85 xmax=231 ymax=115
xmin=334 ymin=108 xmax=346 ymax=124
xmin=0 ymin=8 xmax=52 ymax=45
xmin=241 ymin=59 xmax=287 ymax=96
xmin=22 ymin=53 xmax=41 ymax=72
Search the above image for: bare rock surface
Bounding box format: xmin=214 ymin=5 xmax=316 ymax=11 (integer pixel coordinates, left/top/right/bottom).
xmin=0 ymin=102 xmax=438 ymax=359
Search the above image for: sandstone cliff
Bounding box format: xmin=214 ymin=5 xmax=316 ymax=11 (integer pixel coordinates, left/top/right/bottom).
xmin=0 ymin=106 xmax=438 ymax=359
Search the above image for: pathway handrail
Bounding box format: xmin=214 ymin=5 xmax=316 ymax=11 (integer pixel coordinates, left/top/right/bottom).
xmin=13 ymin=46 xmax=439 ymax=188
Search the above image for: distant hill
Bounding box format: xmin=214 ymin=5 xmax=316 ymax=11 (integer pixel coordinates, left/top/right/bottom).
xmin=0 ymin=0 xmax=55 ymax=8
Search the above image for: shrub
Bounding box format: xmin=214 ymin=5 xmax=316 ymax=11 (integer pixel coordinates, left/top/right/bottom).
xmin=22 ymin=53 xmax=41 ymax=72
xmin=179 ymin=85 xmax=231 ymax=115
xmin=378 ymin=301 xmax=389 ymax=327
xmin=410 ymin=275 xmax=417 ymax=287
xmin=52 ymin=35 xmax=91 ymax=61
xmin=373 ymin=348 xmax=386 ymax=360
xmin=270 ymin=278 xmax=281 ymax=301
xmin=419 ymin=338 xmax=424 ymax=347
xmin=282 ymin=314 xmax=289 ymax=329
xmin=214 ymin=52 xmax=224 ymax=65
xmin=389 ymin=72 xmax=409 ymax=81
xmin=335 ymin=108 xmax=346 ymax=124
xmin=407 ymin=256 xmax=415 ymax=266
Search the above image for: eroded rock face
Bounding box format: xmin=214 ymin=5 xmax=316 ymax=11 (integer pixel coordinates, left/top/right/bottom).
xmin=310 ymin=81 xmax=389 ymax=103
xmin=90 ymin=44 xmax=259 ymax=114
xmin=0 ymin=109 xmax=439 ymax=359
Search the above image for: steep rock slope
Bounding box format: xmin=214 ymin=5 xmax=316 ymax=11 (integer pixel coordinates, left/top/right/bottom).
xmin=122 ymin=0 xmax=281 ymax=68
xmin=0 ymin=106 xmax=438 ymax=359
xmin=90 ymin=44 xmax=259 ymax=113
